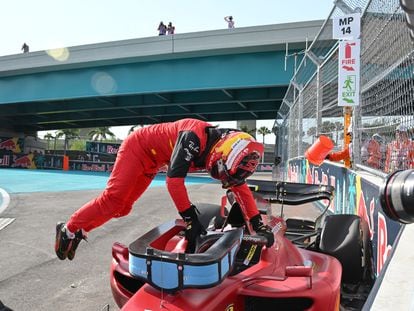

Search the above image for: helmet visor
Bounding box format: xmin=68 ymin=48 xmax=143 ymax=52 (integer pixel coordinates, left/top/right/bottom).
xmin=216 ymin=152 xmax=260 ymax=189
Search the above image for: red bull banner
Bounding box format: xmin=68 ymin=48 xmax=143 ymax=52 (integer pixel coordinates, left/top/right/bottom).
xmin=0 ymin=152 xmax=46 ymax=169
xmin=0 ymin=136 xmax=37 ymax=168
xmin=0 ymin=155 xmax=10 ymax=167
xmin=86 ymin=141 xmax=120 ymax=154
xmin=288 ymin=157 xmax=402 ymax=278
xmin=12 ymin=154 xmax=36 ymax=168
xmin=0 ymin=137 xmax=23 ymax=153
xmin=70 ymin=160 xmax=114 ymax=172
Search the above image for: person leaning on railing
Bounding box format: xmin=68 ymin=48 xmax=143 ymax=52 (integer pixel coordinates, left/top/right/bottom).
xmin=366 ymin=133 xmax=383 ymax=169
xmin=384 ymin=124 xmax=414 ymax=173
xmin=326 ymin=125 xmax=352 ymax=165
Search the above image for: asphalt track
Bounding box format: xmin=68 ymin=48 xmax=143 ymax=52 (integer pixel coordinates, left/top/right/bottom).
xmin=0 ymin=169 xmax=318 ymax=311
xmin=0 ymin=169 xmax=221 ymax=311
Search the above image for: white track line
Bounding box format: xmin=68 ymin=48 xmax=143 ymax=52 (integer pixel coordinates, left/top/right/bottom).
xmin=0 ymin=218 xmax=15 ymax=231
xmin=0 ymin=187 xmax=10 ymax=215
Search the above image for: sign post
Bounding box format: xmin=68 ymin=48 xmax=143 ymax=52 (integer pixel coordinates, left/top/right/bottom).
xmin=333 ymin=13 xmax=361 ymax=168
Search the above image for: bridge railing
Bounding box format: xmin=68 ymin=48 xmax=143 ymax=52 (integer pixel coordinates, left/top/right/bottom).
xmin=275 ymin=0 xmax=414 ymax=176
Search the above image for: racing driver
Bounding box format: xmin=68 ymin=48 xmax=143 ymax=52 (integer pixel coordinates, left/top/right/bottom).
xmin=55 ymin=118 xmax=274 ymax=259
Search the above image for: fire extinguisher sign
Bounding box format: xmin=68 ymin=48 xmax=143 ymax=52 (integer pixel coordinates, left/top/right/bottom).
xmin=334 ymin=13 xmax=361 ymax=106
xmin=338 ymin=40 xmax=360 ymax=106
xmin=333 ymin=13 xmax=361 ymax=40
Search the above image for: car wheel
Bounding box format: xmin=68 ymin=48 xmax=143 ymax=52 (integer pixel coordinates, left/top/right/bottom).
xmin=319 ymin=214 xmax=372 ymax=284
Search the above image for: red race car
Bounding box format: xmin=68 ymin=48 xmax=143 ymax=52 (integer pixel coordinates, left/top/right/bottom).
xmin=110 ymin=180 xmax=373 ymax=310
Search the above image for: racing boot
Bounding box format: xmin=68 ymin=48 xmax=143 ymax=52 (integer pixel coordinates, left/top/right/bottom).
xmin=55 ymin=222 xmax=72 ymax=260
xmin=55 ymin=222 xmax=87 ymax=260
xmin=67 ymin=228 xmax=87 ymax=261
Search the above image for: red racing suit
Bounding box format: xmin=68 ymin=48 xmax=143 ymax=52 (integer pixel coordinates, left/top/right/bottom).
xmin=67 ymin=118 xmax=260 ymax=233
xmin=327 ymin=146 xmax=350 ymax=162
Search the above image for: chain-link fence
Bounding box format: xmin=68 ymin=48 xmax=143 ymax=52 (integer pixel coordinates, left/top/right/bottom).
xmin=275 ymin=0 xmax=414 ymax=175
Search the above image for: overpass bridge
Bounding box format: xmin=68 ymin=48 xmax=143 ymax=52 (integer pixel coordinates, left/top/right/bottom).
xmin=0 ymin=20 xmax=331 ymax=134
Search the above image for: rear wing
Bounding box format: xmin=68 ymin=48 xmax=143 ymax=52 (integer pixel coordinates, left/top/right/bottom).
xmin=247 ymin=179 xmax=335 ymax=205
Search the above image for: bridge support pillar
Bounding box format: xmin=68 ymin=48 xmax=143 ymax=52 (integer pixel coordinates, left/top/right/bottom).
xmin=237 ymin=120 xmax=256 ymax=138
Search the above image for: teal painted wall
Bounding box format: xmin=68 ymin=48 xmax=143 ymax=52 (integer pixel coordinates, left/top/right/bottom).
xmin=0 ymin=51 xmax=295 ymax=104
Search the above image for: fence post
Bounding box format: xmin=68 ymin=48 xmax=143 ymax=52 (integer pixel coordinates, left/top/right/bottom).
xmin=344 ymin=106 xmax=353 ymax=168
xmin=298 ymin=92 xmax=304 ymax=156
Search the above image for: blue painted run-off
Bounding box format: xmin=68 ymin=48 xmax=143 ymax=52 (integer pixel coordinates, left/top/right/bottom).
xmin=0 ymin=169 xmax=214 ymax=194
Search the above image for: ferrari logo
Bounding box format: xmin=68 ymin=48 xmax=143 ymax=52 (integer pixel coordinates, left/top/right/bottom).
xmin=225 ymin=304 xmax=234 ymax=311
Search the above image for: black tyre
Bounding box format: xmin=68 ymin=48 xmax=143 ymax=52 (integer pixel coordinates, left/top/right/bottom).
xmin=319 ymin=214 xmax=372 ymax=284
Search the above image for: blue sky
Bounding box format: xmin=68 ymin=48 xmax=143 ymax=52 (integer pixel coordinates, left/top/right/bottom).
xmin=1 ymin=0 xmax=334 ymax=56
xmin=2 ymin=0 xmax=335 ymax=141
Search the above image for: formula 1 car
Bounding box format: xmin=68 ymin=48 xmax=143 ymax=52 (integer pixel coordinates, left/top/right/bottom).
xmin=110 ymin=180 xmax=373 ymax=310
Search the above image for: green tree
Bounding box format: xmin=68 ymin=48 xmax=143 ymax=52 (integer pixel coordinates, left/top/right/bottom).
xmin=43 ymin=132 xmax=55 ymax=150
xmin=239 ymin=125 xmax=256 ymax=138
xmin=70 ymin=140 xmax=86 ymax=151
xmin=307 ymin=126 xmax=317 ymax=137
xmin=55 ymin=129 xmax=80 ymax=155
xmin=257 ymin=126 xmax=271 ymax=144
xmin=88 ymin=127 xmax=115 ymax=141
xmin=321 ymin=121 xmax=337 ymax=134
xmin=317 ymin=121 xmax=337 ymax=141
xmin=128 ymin=124 xmax=144 ymax=135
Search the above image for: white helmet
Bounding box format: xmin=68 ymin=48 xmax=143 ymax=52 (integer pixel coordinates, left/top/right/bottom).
xmin=372 ymin=133 xmax=383 ymax=142
xmin=396 ymin=124 xmax=408 ymax=132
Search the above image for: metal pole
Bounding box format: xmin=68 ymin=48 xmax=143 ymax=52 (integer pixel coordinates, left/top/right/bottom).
xmin=316 ymin=67 xmax=322 ymax=136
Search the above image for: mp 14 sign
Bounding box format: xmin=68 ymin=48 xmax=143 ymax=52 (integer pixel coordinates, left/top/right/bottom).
xmin=333 ymin=13 xmax=361 ymax=106
xmin=333 ymin=13 xmax=361 ymax=40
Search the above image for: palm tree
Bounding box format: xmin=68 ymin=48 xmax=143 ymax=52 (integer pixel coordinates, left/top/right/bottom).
xmin=88 ymin=127 xmax=115 ymax=141
xmin=43 ymin=132 xmax=55 ymax=150
xmin=55 ymin=129 xmax=80 ymax=155
xmin=128 ymin=124 xmax=144 ymax=135
xmin=321 ymin=121 xmax=337 ymax=140
xmin=239 ymin=125 xmax=256 ymax=138
xmin=257 ymin=126 xmax=271 ymax=144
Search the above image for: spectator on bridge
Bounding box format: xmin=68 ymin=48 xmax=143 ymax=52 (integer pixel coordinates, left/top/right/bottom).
xmin=55 ymin=118 xmax=274 ymax=260
xmin=224 ymin=16 xmax=235 ymax=29
xmin=384 ymin=124 xmax=414 ymax=173
xmin=157 ymin=21 xmax=167 ymax=35
xmin=167 ymin=22 xmax=175 ymax=35
xmin=21 ymin=42 xmax=29 ymax=53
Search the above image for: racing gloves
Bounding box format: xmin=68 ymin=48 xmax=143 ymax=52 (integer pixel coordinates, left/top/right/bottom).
xmin=250 ymin=214 xmax=274 ymax=247
xmin=179 ymin=204 xmax=207 ymax=253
